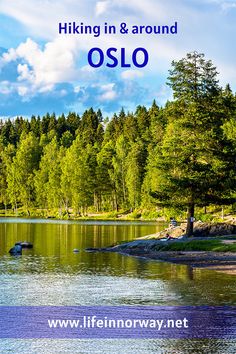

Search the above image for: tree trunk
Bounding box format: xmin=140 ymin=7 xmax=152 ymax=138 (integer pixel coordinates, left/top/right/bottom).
xmin=186 ymin=202 xmax=195 ymax=237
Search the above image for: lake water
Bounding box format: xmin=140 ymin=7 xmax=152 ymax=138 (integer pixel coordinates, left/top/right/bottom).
xmin=0 ymin=218 xmax=235 ymax=353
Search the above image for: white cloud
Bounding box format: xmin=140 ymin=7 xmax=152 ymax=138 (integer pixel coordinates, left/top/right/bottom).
xmin=0 ymin=0 xmax=84 ymax=39
xmin=121 ymin=69 xmax=144 ymax=80
xmin=207 ymin=0 xmax=236 ymax=10
xmin=74 ymin=85 xmax=81 ymax=93
xmin=95 ymin=1 xmax=110 ymax=16
xmin=0 ymin=81 xmax=13 ymax=94
xmin=18 ymin=85 xmax=29 ymax=97
xmin=99 ymin=90 xmax=117 ymax=100
xmin=101 ymin=83 xmax=115 ymax=91
xmin=0 ymin=0 xmax=215 ymax=79
xmin=222 ymin=1 xmax=236 ymax=10
xmin=1 ymin=37 xmax=78 ymax=96
xmin=17 ymin=63 xmax=33 ymax=81
xmin=99 ymin=83 xmax=117 ymax=100
xmin=0 ymin=0 xmax=236 ymax=106
xmin=81 ymin=65 xmax=96 ymax=73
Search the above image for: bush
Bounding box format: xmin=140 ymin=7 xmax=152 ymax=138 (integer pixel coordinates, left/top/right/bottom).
xmin=105 ymin=211 xmax=119 ymax=219
xmin=127 ymin=210 xmax=142 ymax=219
xmin=162 ymin=207 xmax=186 ymax=222
xmin=141 ymin=210 xmax=162 ymax=220
xmin=195 ymin=213 xmax=214 ymax=222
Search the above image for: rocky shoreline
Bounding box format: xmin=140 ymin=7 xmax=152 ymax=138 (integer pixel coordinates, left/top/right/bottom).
xmin=140 ymin=219 xmax=236 ymax=239
xmin=86 ymin=221 xmax=236 ymax=274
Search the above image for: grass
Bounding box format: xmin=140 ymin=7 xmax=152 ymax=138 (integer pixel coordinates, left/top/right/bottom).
xmin=152 ymin=239 xmax=236 ymax=252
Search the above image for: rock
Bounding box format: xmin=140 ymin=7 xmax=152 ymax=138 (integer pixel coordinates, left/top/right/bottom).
xmin=85 ymin=248 xmax=100 ymax=252
xmin=142 ymin=220 xmax=236 ymax=240
xmin=73 ymin=248 xmax=79 ymax=253
xmin=9 ymin=244 xmax=22 ymax=255
xmin=15 ymin=241 xmax=33 ymax=249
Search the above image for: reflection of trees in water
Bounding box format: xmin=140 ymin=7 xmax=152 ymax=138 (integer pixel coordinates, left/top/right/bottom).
xmin=0 ymin=221 xmax=162 ymax=257
xmin=0 ymin=221 xmax=235 ymax=306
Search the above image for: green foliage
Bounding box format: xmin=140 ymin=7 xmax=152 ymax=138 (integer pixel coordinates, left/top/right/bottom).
xmin=34 ymin=137 xmax=63 ymax=210
xmin=0 ymin=52 xmax=236 ymax=219
xmin=195 ymin=213 xmax=215 ymax=222
xmin=126 ymin=210 xmax=142 ymax=219
xmin=162 ymin=207 xmax=186 ymax=222
xmin=147 ymin=52 xmax=236 ymax=235
xmin=141 ymin=209 xmax=162 ymax=220
xmin=7 ymin=132 xmax=40 ymax=213
xmin=105 ymin=211 xmax=119 ymax=219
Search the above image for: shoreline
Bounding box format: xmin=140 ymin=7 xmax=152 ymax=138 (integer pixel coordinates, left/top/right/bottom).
xmin=0 ymin=213 xmax=166 ymax=222
xmin=92 ymin=244 xmax=236 ymax=274
xmin=86 ymin=221 xmax=236 ymax=274
xmin=2 ymin=215 xmax=236 ymax=273
xmin=118 ymin=249 xmax=236 ymax=268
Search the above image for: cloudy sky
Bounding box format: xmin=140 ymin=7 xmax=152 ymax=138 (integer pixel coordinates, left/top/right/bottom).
xmin=0 ymin=0 xmax=235 ymax=117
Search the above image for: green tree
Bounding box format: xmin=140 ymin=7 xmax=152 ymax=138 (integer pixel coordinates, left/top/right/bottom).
xmin=151 ymin=52 xmax=236 ymax=236
xmin=35 ymin=137 xmax=64 ymax=212
xmin=96 ymin=140 xmax=116 ymax=211
xmin=126 ymin=142 xmax=142 ymax=209
xmin=0 ymin=143 xmax=15 ymax=212
xmin=112 ymin=134 xmax=128 ymax=209
xmin=8 ymin=133 xmax=40 ymax=213
xmin=61 ymin=137 xmax=96 ymax=215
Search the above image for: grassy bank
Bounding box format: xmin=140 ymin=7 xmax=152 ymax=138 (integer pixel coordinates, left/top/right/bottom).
xmin=1 ymin=206 xmax=236 ymax=223
xmin=151 ymin=238 xmax=236 ymax=252
xmin=0 ymin=208 xmax=166 ymax=221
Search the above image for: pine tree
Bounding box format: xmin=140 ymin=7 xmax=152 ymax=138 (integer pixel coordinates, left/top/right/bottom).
xmin=151 ymin=52 xmax=236 ymax=236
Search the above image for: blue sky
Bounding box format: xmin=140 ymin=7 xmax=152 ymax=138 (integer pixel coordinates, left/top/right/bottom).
xmin=0 ymin=0 xmax=235 ymax=117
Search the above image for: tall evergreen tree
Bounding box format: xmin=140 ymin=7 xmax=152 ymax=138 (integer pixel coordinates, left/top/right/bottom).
xmin=150 ymin=52 xmax=236 ymax=235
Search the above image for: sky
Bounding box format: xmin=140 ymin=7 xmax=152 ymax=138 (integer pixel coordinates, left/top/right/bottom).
xmin=0 ymin=0 xmax=235 ymax=117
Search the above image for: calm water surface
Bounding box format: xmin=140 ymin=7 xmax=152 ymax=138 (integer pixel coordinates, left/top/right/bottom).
xmin=0 ymin=218 xmax=235 ymax=353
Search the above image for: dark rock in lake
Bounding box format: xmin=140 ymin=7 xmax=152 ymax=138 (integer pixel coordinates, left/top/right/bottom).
xmin=73 ymin=248 xmax=79 ymax=253
xmin=9 ymin=244 xmax=22 ymax=255
xmin=15 ymin=241 xmax=33 ymax=249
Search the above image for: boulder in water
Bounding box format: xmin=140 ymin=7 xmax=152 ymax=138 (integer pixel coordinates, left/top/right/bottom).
xmin=15 ymin=241 xmax=33 ymax=249
xmin=9 ymin=244 xmax=22 ymax=255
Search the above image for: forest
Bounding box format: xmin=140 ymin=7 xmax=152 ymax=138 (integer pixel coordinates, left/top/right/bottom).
xmin=0 ymin=52 xmax=236 ymax=231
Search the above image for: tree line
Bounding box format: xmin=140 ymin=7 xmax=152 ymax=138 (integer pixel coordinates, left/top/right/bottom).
xmin=0 ymin=52 xmax=236 ymax=235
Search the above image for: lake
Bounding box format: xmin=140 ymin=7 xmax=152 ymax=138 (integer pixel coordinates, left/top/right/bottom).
xmin=0 ymin=218 xmax=235 ymax=353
